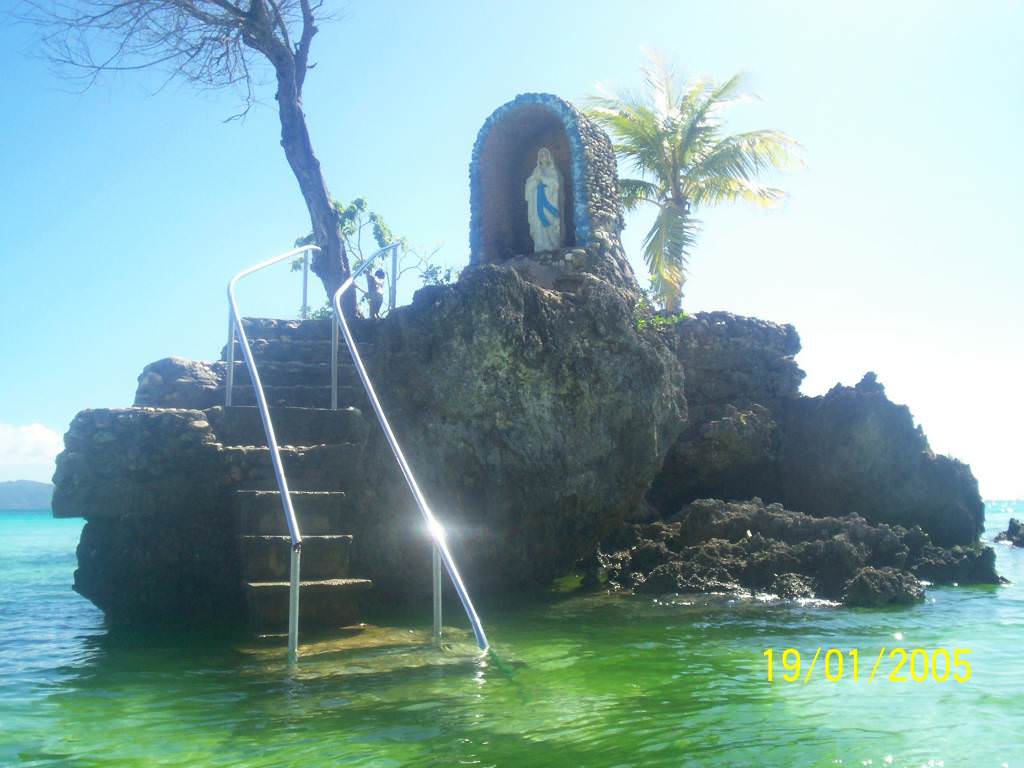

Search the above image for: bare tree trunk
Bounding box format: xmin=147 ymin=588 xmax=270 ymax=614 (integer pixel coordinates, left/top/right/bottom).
xmin=242 ymin=0 xmax=356 ymax=318
xmin=25 ymin=0 xmax=355 ymax=314
xmin=273 ymin=66 xmax=355 ymax=317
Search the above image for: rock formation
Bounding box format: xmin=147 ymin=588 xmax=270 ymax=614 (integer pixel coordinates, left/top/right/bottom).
xmin=777 ymin=373 xmax=983 ymax=547
xmin=597 ymin=498 xmax=998 ymax=607
xmin=628 ymin=311 xmax=996 ymax=604
xmin=651 ymin=313 xmax=985 ymax=547
xmin=54 ymin=264 xmax=686 ymax=620
xmin=996 ymin=518 xmax=1024 ymax=547
xmin=51 ymin=91 xmax=997 ymax=626
xmin=54 ymin=297 xmax=1000 ymax=621
xmin=351 ymin=265 xmax=684 ymax=596
xmin=55 ymin=408 xmax=244 ymax=623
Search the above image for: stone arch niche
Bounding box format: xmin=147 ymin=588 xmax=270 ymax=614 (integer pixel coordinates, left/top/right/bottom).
xmin=469 ymin=93 xmax=625 ymax=266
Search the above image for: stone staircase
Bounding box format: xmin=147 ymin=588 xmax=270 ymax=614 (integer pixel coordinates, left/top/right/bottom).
xmin=218 ymin=317 xmax=371 ymax=410
xmin=210 ymin=317 xmax=376 ymax=636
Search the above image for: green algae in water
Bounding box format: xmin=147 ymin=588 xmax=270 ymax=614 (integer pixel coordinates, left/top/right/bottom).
xmin=1 ymin=505 xmax=1022 ymax=768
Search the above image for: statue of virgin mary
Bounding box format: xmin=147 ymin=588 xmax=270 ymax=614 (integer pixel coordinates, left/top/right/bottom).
xmin=525 ymin=147 xmax=564 ymax=252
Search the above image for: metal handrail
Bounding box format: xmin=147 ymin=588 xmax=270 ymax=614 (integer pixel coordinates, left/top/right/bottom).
xmin=227 ymin=244 xmax=320 ymax=663
xmin=330 ymin=247 xmax=396 ymax=410
xmin=332 ymin=245 xmax=490 ymax=651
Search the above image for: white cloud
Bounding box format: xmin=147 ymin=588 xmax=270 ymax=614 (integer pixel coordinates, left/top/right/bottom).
xmin=0 ymin=423 xmax=63 ymax=481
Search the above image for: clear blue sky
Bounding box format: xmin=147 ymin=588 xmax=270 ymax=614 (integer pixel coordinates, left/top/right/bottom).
xmin=0 ymin=1 xmax=1021 ymax=497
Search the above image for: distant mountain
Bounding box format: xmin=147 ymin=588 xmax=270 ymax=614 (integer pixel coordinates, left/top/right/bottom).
xmin=0 ymin=480 xmax=54 ymax=510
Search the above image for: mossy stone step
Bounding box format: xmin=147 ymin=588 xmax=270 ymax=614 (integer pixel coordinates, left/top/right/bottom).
xmin=223 ymin=360 xmax=362 ymax=388
xmin=245 ymin=578 xmax=372 ymax=632
xmin=236 ymin=490 xmax=354 ymax=536
xmin=208 ymin=405 xmax=367 ymax=447
xmin=241 ymin=534 xmax=352 ymax=581
xmin=224 ymin=443 xmax=363 ymax=490
xmin=240 ymin=317 xmax=335 ymax=341
xmin=237 ymin=316 xmax=378 ymax=344
xmin=222 ymin=338 xmax=376 ymax=365
xmin=218 ymin=383 xmax=368 ymax=410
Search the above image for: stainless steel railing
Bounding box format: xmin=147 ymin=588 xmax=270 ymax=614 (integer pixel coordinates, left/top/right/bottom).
xmin=226 ymin=244 xmax=319 ymax=663
xmin=226 ymin=242 xmax=489 ymax=659
xmin=332 ymin=245 xmax=489 ymax=651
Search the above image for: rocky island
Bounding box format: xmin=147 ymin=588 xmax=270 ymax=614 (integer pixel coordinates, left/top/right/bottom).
xmin=52 ymin=93 xmax=998 ymax=630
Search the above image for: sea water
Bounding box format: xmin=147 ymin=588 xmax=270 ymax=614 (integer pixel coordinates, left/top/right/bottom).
xmin=1 ymin=503 xmax=1021 ymax=767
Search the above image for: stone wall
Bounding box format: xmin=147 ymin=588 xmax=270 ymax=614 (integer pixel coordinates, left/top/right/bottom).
xmin=648 ymin=312 xmax=802 ymax=511
xmin=53 ymin=408 xmax=243 ymax=625
xmin=672 ymin=311 xmax=804 ymax=423
xmin=135 ymin=357 xmax=223 ymax=409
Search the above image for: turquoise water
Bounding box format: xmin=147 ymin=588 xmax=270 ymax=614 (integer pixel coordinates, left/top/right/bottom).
xmin=1 ymin=504 xmax=1021 ymax=767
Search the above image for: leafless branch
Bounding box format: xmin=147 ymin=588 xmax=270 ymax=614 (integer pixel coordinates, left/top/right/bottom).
xmin=265 ymin=0 xmax=293 ymax=56
xmin=294 ymin=0 xmax=315 ymax=90
xmin=16 ymin=0 xmax=326 ymax=111
xmin=16 ymin=0 xmax=354 ymax=307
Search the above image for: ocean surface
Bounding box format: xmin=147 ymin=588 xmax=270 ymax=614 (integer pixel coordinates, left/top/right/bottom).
xmin=1 ymin=503 xmax=1021 ymax=768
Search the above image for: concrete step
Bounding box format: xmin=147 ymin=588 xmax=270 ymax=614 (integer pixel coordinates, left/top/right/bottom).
xmin=241 ymin=317 xmax=334 ymax=342
xmin=222 ymin=338 xmax=376 ymax=365
xmin=236 ymin=490 xmax=355 ymax=536
xmin=218 ymin=383 xmax=368 ymax=410
xmin=241 ymin=534 xmax=352 ymax=581
xmin=239 ymin=317 xmax=378 ymax=344
xmin=246 ymin=578 xmax=372 ymax=632
xmin=208 ymin=405 xmax=367 ymax=447
xmin=224 ymin=443 xmax=363 ymax=491
xmin=222 ymin=360 xmax=362 ymax=388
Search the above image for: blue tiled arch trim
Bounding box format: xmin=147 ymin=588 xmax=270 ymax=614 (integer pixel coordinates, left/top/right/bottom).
xmin=470 ymin=93 xmax=618 ymax=259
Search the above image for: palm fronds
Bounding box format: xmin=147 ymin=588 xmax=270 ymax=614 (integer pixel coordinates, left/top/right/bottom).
xmin=588 ymin=54 xmax=799 ymax=309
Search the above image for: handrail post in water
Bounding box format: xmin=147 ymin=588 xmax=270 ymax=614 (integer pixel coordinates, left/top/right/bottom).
xmin=331 ymin=244 xmax=489 ymax=652
xmin=432 ymin=544 xmax=443 ymax=643
xmin=288 ymin=546 xmax=301 ymax=658
xmin=227 ymin=244 xmax=321 ymax=663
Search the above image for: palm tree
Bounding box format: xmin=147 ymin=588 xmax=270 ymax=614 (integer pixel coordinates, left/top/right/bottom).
xmin=589 ymin=56 xmax=799 ymax=310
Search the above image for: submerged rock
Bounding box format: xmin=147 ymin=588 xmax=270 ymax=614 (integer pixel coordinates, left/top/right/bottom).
xmin=770 ymin=572 xmax=817 ymax=600
xmin=913 ymin=542 xmax=1000 ymax=584
xmin=843 ymin=567 xmax=925 ymax=607
xmin=599 ymin=498 xmax=998 ymax=605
